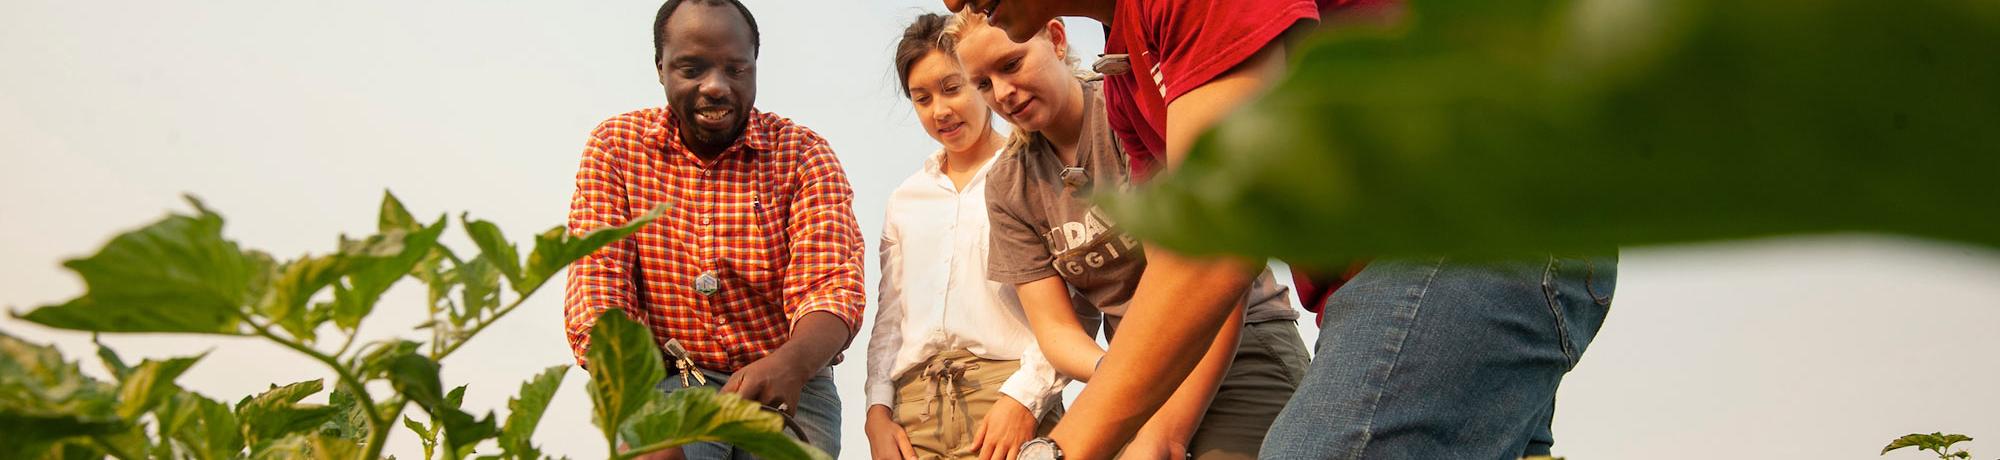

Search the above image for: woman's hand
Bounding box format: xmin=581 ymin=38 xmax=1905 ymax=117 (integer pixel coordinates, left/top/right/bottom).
xmin=865 ymin=405 xmax=918 ymax=460
xmin=973 ymin=395 xmax=1039 ymax=460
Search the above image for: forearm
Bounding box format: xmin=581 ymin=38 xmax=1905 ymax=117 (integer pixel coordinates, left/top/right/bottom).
xmin=1133 ymin=304 xmax=1243 ymax=444
xmin=765 ymin=311 xmax=850 ymax=373
xmin=1016 ymin=277 xmax=1106 ymax=381
xmin=1048 ymin=252 xmax=1256 ymax=460
xmin=1036 ymin=328 xmax=1105 ymax=382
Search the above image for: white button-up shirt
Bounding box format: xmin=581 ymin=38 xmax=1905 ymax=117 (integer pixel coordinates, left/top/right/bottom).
xmin=865 ymin=146 xmax=1068 ymax=416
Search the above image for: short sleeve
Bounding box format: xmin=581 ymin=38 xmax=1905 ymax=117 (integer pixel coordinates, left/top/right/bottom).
xmin=984 ymin=156 xmax=1059 ymax=284
xmin=1146 ymin=0 xmax=1319 ymax=104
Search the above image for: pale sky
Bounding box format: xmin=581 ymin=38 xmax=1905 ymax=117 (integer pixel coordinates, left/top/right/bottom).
xmin=3 ymin=1 xmax=1997 ymax=459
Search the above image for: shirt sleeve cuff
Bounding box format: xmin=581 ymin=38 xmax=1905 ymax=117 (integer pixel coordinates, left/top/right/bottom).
xmin=998 ymin=365 xmax=1060 ymax=418
xmin=865 ymin=380 xmax=898 ymax=411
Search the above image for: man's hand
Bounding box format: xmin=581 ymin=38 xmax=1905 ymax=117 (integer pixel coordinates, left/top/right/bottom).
xmin=864 ymin=405 xmax=917 ymax=460
xmin=721 ymin=350 xmax=814 ymax=415
xmin=726 ymin=312 xmax=849 ymax=414
xmin=973 ymin=396 xmax=1038 ymax=460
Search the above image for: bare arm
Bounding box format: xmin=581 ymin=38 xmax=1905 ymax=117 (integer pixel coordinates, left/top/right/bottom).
xmin=1129 ymin=302 xmax=1244 ymax=456
xmin=1047 ymin=41 xmax=1290 ymax=460
xmin=1015 ymin=276 xmax=1106 ymax=382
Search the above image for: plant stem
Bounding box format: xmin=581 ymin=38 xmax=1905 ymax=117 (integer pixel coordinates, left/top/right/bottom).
xmin=432 ymin=286 xmax=540 ymax=361
xmin=619 ymin=439 xmax=692 ymax=460
xmin=243 ymin=316 xmax=395 ymax=460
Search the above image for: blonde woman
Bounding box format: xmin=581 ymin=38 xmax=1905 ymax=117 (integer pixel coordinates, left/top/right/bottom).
xmin=864 ymin=13 xmax=1081 ymax=460
xmin=939 ymin=11 xmax=1310 ymax=460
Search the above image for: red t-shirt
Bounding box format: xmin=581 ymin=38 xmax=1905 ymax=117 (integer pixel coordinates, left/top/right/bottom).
xmin=1104 ymin=0 xmax=1320 ymax=180
xmin=1105 ymin=0 xmax=1389 ymax=313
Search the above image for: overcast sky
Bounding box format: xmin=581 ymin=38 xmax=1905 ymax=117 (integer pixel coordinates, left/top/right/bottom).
xmin=3 ymin=1 xmax=1997 ymax=458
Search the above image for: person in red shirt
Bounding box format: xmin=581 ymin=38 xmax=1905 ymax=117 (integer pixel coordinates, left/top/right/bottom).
xmin=564 ymin=0 xmax=864 ymax=457
xmin=941 ymin=1 xmax=1618 ymax=459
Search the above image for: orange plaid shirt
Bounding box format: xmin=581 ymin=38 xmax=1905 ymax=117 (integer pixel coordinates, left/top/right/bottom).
xmin=564 ymin=107 xmax=865 ymax=372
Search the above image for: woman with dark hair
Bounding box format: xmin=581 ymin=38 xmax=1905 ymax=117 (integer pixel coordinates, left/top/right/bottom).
xmin=863 ymin=12 xmax=1073 ymax=460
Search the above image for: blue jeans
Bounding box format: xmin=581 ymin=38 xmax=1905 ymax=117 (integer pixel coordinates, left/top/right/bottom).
xmin=650 ymin=366 xmax=842 ymax=459
xmin=1262 ymin=255 xmax=1616 ymax=459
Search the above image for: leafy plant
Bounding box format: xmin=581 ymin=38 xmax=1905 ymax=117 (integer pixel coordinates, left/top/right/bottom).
xmin=3 ymin=192 xmax=827 ymax=459
xmin=1107 ymin=0 xmax=2000 ymax=266
xmin=1882 ymin=432 xmax=1979 ymax=459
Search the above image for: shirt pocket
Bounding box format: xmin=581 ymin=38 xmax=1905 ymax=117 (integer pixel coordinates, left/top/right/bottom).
xmin=715 ymin=185 xmax=785 ymax=295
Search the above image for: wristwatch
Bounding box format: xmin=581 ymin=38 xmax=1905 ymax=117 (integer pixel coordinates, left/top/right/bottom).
xmin=1020 ymin=437 xmax=1064 ymax=460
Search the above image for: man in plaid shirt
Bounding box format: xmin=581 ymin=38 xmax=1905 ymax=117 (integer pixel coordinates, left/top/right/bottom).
xmin=563 ymin=0 xmax=864 ymax=457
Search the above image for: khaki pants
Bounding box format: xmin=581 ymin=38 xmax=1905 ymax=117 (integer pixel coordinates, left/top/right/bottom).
xmin=893 ymin=349 xmax=1063 ymax=460
xmin=1184 ymin=320 xmax=1311 ymax=460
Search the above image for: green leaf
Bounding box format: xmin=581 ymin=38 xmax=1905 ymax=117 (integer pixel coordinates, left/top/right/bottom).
xmin=93 ymin=421 xmax=155 ymax=460
xmin=519 ymin=205 xmax=666 ymax=297
xmin=0 ymin=331 xmax=126 ymax=450
xmin=93 ymin=337 xmax=131 ymax=381
xmin=386 ymin=354 xmax=447 ymax=411
xmin=354 ymin=339 xmax=423 ymax=381
xmin=236 ymin=380 xmax=340 ymax=449
xmin=406 ymin=414 xmax=439 ymax=445
xmin=16 ymin=196 xmax=260 ymax=334
xmin=380 ymin=190 xmax=423 ymax=233
xmin=167 ymin=391 xmax=244 ymax=460
xmin=1107 ymin=0 xmax=2000 ymax=264
xmin=337 ymin=213 xmax=448 ymax=331
xmin=1883 ymin=433 xmax=1975 ymax=456
xmin=623 ymin=388 xmax=828 ymax=460
xmin=319 ymin=387 xmax=372 ymax=441
xmin=257 ymin=253 xmax=352 ymax=342
xmin=498 ymin=365 xmax=568 ymax=459
xmin=113 ymin=353 xmax=206 ymax=419
xmin=463 ymin=215 xmax=526 ymax=291
xmin=457 ymin=256 xmax=503 ymax=327
xmin=252 ymin=433 xmax=360 ymax=460
xmin=442 ymin=408 xmax=501 ymax=460
xmin=583 ymin=309 xmax=667 ymax=451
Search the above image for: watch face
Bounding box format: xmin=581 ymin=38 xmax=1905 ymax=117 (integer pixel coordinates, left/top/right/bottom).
xmin=1020 ymin=439 xmax=1058 ymax=460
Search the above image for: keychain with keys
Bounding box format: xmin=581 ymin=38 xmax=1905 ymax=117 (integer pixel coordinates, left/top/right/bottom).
xmin=663 ymin=339 xmax=708 ymax=387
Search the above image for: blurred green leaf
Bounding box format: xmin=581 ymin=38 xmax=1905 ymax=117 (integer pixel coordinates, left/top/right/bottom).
xmin=236 ymin=380 xmax=339 ymax=450
xmin=441 ymin=408 xmax=500 ymax=460
xmin=94 ymin=421 xmax=155 ymax=460
xmin=336 ymin=213 xmax=448 ymax=332
xmin=354 ymin=339 xmax=423 ymax=381
xmin=253 ymin=432 xmax=360 ymax=460
xmin=386 ymin=354 xmax=447 ymax=411
xmin=1884 ymin=432 xmax=1976 ymax=457
xmin=520 ymin=205 xmax=666 ymax=297
xmin=388 ymin=354 xmax=497 ymax=460
xmin=0 ymin=331 xmax=125 ymax=456
xmin=624 ymin=388 xmax=829 ymax=460
xmin=463 ymin=215 xmax=526 ymax=292
xmin=93 ymin=337 xmax=131 ymax=381
xmin=166 ymin=391 xmax=244 ymax=460
xmin=113 ymin=353 xmax=205 ymax=419
xmin=16 ymin=197 xmax=260 ymax=334
xmin=406 ymin=414 xmax=439 ymax=452
xmin=584 ymin=309 xmax=665 ymax=451
xmin=258 ymin=254 xmax=352 ymax=342
xmin=498 ymin=365 xmax=568 ymax=459
xmin=457 ymin=256 xmax=503 ymax=327
xmin=1109 ymin=0 xmax=2000 ymax=264
xmin=319 ymin=387 xmax=372 ymax=441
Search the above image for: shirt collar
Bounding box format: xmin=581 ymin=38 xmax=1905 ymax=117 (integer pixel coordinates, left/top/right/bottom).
xmin=653 ymin=107 xmax=778 ymax=161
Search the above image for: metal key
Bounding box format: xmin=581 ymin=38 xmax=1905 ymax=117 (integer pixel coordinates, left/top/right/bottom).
xmin=663 ymin=339 xmax=708 ymax=387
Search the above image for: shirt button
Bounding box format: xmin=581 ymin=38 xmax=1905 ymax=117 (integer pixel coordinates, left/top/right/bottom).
xmin=701 ymin=216 xmax=712 ymax=225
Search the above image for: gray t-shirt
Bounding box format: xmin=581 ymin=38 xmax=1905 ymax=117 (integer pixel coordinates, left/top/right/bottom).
xmin=985 ymin=81 xmax=1296 ymax=330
